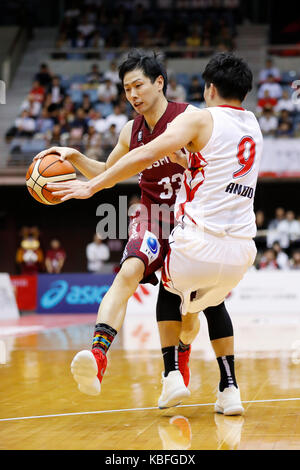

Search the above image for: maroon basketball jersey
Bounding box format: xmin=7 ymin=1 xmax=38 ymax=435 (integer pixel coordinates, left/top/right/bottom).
xmin=130 ymin=101 xmax=189 ymax=223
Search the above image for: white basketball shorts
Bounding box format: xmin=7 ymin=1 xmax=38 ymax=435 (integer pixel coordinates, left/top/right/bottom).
xmin=162 ymin=224 xmax=257 ymax=315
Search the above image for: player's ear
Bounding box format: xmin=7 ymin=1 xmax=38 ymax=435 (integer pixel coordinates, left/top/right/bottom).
xmin=156 ymin=75 xmax=164 ymax=92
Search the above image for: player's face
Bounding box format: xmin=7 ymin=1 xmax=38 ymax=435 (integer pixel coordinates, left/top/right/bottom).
xmin=123 ymin=69 xmax=163 ymax=114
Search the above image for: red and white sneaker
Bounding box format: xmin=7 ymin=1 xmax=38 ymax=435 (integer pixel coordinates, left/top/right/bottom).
xmin=178 ymin=345 xmax=191 ymax=387
xmin=71 ymin=349 xmax=107 ymax=396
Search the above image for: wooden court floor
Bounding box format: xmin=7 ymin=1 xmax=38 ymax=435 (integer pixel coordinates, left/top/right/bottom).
xmin=0 ymin=326 xmax=300 ymax=450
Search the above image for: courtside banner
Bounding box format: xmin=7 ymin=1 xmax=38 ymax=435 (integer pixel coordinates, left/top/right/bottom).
xmin=226 ymin=270 xmax=300 ymax=315
xmin=259 ymin=138 xmax=300 ymax=178
xmin=37 ymin=273 xmax=115 ymax=313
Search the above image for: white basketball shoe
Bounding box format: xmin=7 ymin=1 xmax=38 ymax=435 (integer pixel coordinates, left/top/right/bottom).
xmin=158 ymin=370 xmax=191 ymax=409
xmin=214 ymin=386 xmax=244 ymax=416
xmin=71 ymin=349 xmax=105 ymax=396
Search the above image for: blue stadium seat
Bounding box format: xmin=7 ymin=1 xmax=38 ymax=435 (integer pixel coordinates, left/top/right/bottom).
xmin=281 ymin=70 xmax=298 ymax=84
xmin=69 ymin=89 xmax=83 ymax=104
xmin=84 ymin=88 xmax=98 ymax=103
xmin=70 ymin=74 xmax=87 ymax=84
xmin=176 ymin=73 xmax=190 ymax=88
xmin=95 ymin=102 xmax=114 ymax=117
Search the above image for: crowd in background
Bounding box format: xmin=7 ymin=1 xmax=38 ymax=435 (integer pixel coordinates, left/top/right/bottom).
xmin=54 ymin=0 xmax=238 ymax=57
xmin=6 ymin=55 xmax=300 ymax=165
xmin=256 ymin=58 xmax=300 ymax=138
xmin=254 ymin=207 xmax=300 ymax=270
xmin=5 ymin=60 xmax=207 ymax=161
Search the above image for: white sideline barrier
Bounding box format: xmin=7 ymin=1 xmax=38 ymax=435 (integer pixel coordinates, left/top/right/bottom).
xmin=0 ymin=273 xmax=19 ymax=320
xmin=124 ymin=271 xmax=300 ymax=354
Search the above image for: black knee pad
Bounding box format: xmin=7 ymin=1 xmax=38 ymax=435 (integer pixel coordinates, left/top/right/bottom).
xmin=156 ymin=282 xmax=182 ymax=322
xmin=203 ymin=302 xmax=233 ymax=341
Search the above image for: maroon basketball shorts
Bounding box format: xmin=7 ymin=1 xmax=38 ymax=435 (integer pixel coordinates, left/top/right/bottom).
xmin=120 ymin=217 xmax=173 ymax=285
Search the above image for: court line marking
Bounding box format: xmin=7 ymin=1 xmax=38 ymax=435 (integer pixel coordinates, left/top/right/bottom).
xmin=0 ymin=397 xmax=299 ymax=423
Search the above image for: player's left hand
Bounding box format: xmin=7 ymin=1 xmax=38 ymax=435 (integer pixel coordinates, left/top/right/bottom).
xmin=46 ymin=180 xmax=94 ymax=201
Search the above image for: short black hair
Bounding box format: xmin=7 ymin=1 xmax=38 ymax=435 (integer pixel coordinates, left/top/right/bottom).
xmin=202 ymin=52 xmax=252 ymax=102
xmin=118 ymin=50 xmax=168 ymax=95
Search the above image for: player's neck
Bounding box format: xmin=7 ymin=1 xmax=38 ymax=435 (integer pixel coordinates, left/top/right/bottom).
xmin=143 ymin=96 xmax=168 ymax=132
xmin=211 ymin=98 xmax=244 ymax=109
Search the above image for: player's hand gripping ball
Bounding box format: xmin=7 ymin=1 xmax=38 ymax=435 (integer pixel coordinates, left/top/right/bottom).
xmin=26 ymin=153 xmax=76 ymax=205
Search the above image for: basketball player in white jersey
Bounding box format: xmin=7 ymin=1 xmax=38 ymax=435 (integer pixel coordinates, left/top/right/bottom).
xmin=48 ymin=53 xmax=263 ymax=415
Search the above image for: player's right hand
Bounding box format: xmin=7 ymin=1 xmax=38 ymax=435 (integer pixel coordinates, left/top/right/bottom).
xmin=33 ymin=146 xmax=80 ymax=162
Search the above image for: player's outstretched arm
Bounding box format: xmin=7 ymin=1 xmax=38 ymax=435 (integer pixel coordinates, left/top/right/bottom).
xmin=33 ymin=121 xmax=132 ymax=180
xmin=47 ymin=111 xmax=209 ymax=201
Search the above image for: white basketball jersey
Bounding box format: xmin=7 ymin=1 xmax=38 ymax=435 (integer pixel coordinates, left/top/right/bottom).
xmin=175 ymin=105 xmax=263 ymax=239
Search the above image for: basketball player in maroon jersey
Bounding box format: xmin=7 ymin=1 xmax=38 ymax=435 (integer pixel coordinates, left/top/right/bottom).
xmin=36 ymin=51 xmax=200 ymax=398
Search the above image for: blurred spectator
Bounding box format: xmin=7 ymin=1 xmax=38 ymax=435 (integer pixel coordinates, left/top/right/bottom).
xmin=16 ymin=227 xmax=44 ymax=275
xmin=276 ymin=120 xmax=294 ymax=138
xmin=294 ymin=122 xmax=300 ymax=138
xmin=98 ymin=78 xmax=118 ymax=103
xmin=275 ymin=210 xmax=300 ymax=250
xmin=255 ymin=209 xmax=268 ymax=252
xmin=166 ymin=77 xmax=187 ymax=102
xmin=91 ymin=31 xmax=105 ymax=49
xmin=29 ymin=80 xmax=46 ymax=103
xmin=276 ymin=109 xmax=294 ymax=137
xmin=80 ymin=93 xmax=93 ymax=114
xmin=104 ymin=61 xmax=122 ymax=87
xmin=45 ymin=239 xmax=66 ymax=274
xmin=290 ymin=250 xmax=300 ymax=269
xmin=187 ymin=76 xmax=204 ymax=103
xmin=258 ymin=107 xmax=278 ymax=136
xmin=83 ymin=125 xmax=104 ymax=160
xmin=77 ymin=14 xmax=95 ymax=42
xmin=62 ymin=94 xmax=75 ymax=115
xmin=268 ymin=207 xmax=286 ymax=230
xmin=272 ymin=242 xmax=290 ymax=269
xmin=258 ymin=58 xmax=281 ymax=84
xmin=105 ymin=104 xmax=128 ymax=134
xmin=274 ymin=89 xmax=295 ymax=113
xmin=258 ymin=74 xmax=283 ymax=101
xmin=20 ymin=94 xmax=42 ymax=118
xmin=258 ymin=249 xmax=279 ymax=270
xmin=71 ymin=31 xmax=87 ymax=48
xmin=186 ymin=28 xmax=202 ymax=47
xmin=70 ymin=107 xmax=88 ymax=134
xmin=46 ymin=123 xmax=64 ymax=146
xmin=86 ymin=63 xmax=103 ymax=84
xmin=267 ymin=207 xmax=286 ymax=247
xmin=35 ymin=108 xmax=54 ymax=134
xmin=89 ymin=110 xmax=108 ymax=134
xmin=214 ymin=26 xmax=235 ymax=51
xmin=86 ymin=234 xmax=110 ymax=273
xmin=34 ymin=63 xmax=53 ymax=88
xmin=47 ymin=76 xmax=66 ymax=105
xmin=256 ymin=90 xmax=278 ymax=114
xmin=102 ymin=124 xmax=119 ymax=152
xmin=14 ymin=110 xmax=36 ymax=137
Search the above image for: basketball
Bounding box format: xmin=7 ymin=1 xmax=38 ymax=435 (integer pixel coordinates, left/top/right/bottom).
xmin=26 ymin=154 xmax=76 ymax=205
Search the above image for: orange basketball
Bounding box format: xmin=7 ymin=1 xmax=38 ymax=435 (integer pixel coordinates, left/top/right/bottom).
xmin=26 ymin=154 xmax=76 ymax=205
